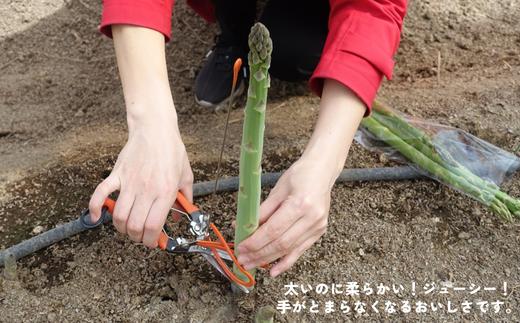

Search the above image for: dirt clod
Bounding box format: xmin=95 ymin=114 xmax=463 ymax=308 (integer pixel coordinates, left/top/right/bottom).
xmin=31 ymin=225 xmax=44 ymax=235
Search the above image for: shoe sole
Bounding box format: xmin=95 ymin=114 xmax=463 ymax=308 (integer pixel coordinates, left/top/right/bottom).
xmin=195 ymin=80 xmax=245 ymax=111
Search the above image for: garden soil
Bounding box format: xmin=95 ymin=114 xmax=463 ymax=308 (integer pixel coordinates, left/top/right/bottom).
xmin=1 ymin=0 xmax=519 ymax=322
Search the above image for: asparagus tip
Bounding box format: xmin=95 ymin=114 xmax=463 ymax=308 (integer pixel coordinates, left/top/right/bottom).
xmin=248 ymin=23 xmax=273 ymax=66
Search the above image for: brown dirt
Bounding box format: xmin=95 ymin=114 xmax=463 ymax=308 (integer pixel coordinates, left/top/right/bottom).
xmin=1 ymin=0 xmax=520 ymax=322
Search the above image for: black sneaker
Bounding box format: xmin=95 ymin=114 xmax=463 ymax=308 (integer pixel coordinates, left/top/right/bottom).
xmin=195 ymin=41 xmax=247 ymax=109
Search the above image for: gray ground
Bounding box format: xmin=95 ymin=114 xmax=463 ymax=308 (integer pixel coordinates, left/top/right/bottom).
xmin=1 ymin=0 xmax=519 ymax=322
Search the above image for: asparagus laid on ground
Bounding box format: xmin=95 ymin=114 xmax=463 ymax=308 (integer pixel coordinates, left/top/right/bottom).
xmin=371 ymin=101 xmax=520 ymax=217
xmin=361 ymin=117 xmax=513 ymax=221
xmin=233 ymin=23 xmax=273 ymax=287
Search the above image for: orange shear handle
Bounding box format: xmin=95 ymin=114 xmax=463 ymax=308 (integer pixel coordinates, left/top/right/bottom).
xmin=175 ymin=191 xmax=199 ymax=214
xmin=102 ymin=198 xmax=116 ymax=215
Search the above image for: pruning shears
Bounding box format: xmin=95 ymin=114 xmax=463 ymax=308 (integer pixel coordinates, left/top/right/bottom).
xmin=79 ymin=58 xmax=259 ymax=292
xmin=80 ymin=192 xmax=255 ymax=293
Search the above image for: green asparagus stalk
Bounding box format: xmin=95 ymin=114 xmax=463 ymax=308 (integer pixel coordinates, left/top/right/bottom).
xmin=361 ymin=117 xmax=513 ymax=221
xmin=371 ymin=110 xmax=487 ymax=188
xmin=371 ymin=101 xmax=520 ymax=217
xmin=255 ymin=305 xmax=276 ymax=323
xmin=233 ymin=23 xmax=273 ymax=287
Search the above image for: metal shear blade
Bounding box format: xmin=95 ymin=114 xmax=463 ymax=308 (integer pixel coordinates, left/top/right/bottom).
xmin=200 ymin=253 xmax=249 ymax=293
xmin=171 ymin=244 xmax=250 ymax=293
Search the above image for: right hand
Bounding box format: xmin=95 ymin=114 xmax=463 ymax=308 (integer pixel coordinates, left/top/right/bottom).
xmin=88 ymin=111 xmax=193 ymax=248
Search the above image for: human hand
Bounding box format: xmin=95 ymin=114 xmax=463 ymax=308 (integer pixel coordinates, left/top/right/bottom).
xmin=89 ymin=111 xmax=193 ymax=248
xmin=236 ymin=157 xmax=334 ymax=277
xmin=88 ymin=25 xmax=194 ymax=248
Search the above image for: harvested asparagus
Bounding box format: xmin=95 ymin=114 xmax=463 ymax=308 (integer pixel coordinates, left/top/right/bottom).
xmin=371 ymin=101 xmax=520 ymax=217
xmin=233 ymin=23 xmax=273 ymax=288
xmin=361 ymin=116 xmax=513 ymax=221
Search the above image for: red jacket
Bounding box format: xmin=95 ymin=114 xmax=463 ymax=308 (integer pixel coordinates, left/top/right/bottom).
xmin=100 ymin=0 xmax=407 ymax=112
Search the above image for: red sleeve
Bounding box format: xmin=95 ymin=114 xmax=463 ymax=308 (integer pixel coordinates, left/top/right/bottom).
xmin=100 ymin=0 xmax=175 ymax=41
xmin=309 ymin=0 xmax=407 ymax=114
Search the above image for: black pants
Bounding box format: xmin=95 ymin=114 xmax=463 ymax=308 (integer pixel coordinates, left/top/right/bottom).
xmin=213 ymin=0 xmax=330 ymax=82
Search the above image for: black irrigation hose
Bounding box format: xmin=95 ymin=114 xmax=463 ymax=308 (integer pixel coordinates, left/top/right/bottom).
xmin=0 ymin=166 xmax=425 ymax=267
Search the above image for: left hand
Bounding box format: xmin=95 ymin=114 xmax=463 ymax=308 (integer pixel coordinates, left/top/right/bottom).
xmin=236 ymin=156 xmax=334 ymax=277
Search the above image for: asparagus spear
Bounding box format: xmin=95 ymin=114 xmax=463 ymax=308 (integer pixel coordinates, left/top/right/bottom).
xmin=233 ymin=23 xmax=273 ymax=287
xmin=255 ymin=306 xmax=276 ymax=323
xmin=361 ymin=117 xmax=513 ymax=220
xmin=371 ymin=101 xmax=520 ymax=217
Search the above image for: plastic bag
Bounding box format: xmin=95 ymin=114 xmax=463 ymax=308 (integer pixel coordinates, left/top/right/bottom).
xmin=355 ymin=101 xmax=520 ymax=219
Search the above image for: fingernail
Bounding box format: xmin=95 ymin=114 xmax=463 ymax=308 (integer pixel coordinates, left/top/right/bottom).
xmin=270 ymin=269 xmax=279 ymax=277
xmin=237 ymin=255 xmax=249 ymax=264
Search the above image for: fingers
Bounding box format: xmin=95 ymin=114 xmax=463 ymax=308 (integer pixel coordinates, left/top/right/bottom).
xmin=180 ymin=159 xmax=194 ymax=202
xmin=270 ymin=236 xmax=316 ymax=277
xmin=113 ymin=191 xmax=174 ymax=247
xmin=111 ymin=190 xmax=135 ymax=235
xmin=237 ymin=190 xmax=330 ymax=273
xmin=142 ymin=197 xmax=173 ymax=248
xmin=238 ymin=197 xmax=301 ymax=254
xmin=179 ymin=180 xmax=193 ymax=204
xmin=89 ymin=175 xmax=120 ymax=222
xmin=239 ymin=216 xmax=316 ymax=270
xmin=126 ymin=195 xmax=154 ymax=242
xmin=96 ymin=166 xmax=189 ymax=247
